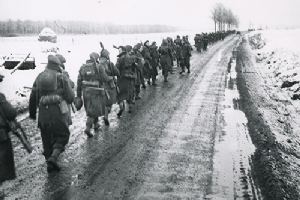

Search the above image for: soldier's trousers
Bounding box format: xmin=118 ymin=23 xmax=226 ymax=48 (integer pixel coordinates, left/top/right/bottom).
xmin=135 ymin=85 xmax=141 ymax=97
xmin=86 ymin=116 xmax=99 ymax=130
xmin=40 ymin=122 xmax=70 ymax=160
xmin=0 ymin=137 xmax=16 ymax=183
xmin=181 ymin=57 xmax=190 ymax=72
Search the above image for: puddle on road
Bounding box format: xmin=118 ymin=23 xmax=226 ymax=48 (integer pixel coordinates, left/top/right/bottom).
xmin=208 ymin=55 xmax=263 ymax=200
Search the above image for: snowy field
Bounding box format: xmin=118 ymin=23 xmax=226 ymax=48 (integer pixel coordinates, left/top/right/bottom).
xmin=0 ymin=31 xmax=195 ymax=111
xmin=248 ymin=29 xmax=300 ymax=102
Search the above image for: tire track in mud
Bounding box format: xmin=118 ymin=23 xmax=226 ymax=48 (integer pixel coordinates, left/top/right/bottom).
xmin=0 ymin=36 xmax=237 ymax=200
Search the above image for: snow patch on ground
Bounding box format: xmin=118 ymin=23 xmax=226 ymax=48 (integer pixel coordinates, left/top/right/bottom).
xmin=249 ymin=29 xmax=300 ymax=101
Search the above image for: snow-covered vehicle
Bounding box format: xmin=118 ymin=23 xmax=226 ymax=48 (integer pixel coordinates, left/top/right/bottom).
xmin=38 ymin=27 xmax=57 ymax=43
xmin=2 ymin=54 xmax=36 ymax=70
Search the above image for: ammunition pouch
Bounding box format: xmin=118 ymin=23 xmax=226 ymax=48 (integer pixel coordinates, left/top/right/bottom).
xmin=39 ymin=94 xmax=62 ymax=106
xmin=39 ymin=94 xmax=68 ymax=114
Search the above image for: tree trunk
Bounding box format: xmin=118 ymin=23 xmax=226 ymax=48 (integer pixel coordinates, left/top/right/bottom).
xmin=214 ymin=21 xmax=217 ymax=33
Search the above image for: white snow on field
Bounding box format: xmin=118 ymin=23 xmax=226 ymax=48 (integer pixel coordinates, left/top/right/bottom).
xmin=249 ymin=29 xmax=300 ymax=101
xmin=0 ymin=32 xmax=195 ymax=110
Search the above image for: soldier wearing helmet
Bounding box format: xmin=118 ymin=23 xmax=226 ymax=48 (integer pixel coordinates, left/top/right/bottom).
xmin=29 ymin=55 xmax=75 ymax=172
xmin=99 ymin=48 xmax=119 ymax=126
xmin=76 ymin=52 xmax=113 ymax=137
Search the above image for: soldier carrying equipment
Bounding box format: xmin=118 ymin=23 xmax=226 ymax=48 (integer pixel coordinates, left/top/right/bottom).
xmin=29 ymin=55 xmax=75 ymax=173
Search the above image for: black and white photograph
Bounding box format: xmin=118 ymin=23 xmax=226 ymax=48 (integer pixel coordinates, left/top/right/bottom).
xmin=0 ymin=0 xmax=300 ymax=199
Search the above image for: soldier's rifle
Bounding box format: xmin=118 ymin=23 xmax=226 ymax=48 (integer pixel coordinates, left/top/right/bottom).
xmin=100 ymin=42 xmax=120 ymax=94
xmin=11 ymin=52 xmax=31 ymax=74
xmin=113 ymin=45 xmax=120 ymax=50
xmin=0 ymin=107 xmax=33 ymax=153
xmin=9 ymin=120 xmax=33 ymax=153
xmin=91 ymin=54 xmax=111 ymax=101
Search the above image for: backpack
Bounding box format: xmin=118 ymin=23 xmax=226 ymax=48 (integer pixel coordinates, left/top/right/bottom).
xmin=37 ymin=69 xmax=58 ymax=93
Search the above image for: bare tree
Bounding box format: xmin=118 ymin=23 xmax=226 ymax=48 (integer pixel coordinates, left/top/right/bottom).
xmin=211 ymin=3 xmax=239 ymax=32
xmin=211 ymin=7 xmax=218 ymax=32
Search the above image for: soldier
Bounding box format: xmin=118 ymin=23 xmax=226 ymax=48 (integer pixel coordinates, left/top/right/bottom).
xmin=174 ymin=36 xmax=183 ymax=67
xmin=174 ymin=35 xmax=182 ymax=46
xmin=166 ymin=37 xmax=175 ymax=67
xmin=116 ymin=46 xmax=137 ymax=116
xmin=56 ymin=54 xmax=74 ymax=126
xmin=194 ymin=34 xmax=202 ymax=52
xmin=29 ymin=55 xmax=75 ymax=172
xmin=99 ymin=48 xmax=119 ymax=126
xmin=76 ymin=52 xmax=113 ymax=137
xmin=133 ymin=43 xmax=145 ymax=100
xmin=180 ymin=37 xmax=192 ymax=74
xmin=142 ymin=40 xmax=153 ymax=85
xmin=149 ymin=41 xmax=159 ymax=86
xmin=0 ymin=74 xmax=17 ymax=183
xmin=159 ymin=39 xmax=173 ymax=82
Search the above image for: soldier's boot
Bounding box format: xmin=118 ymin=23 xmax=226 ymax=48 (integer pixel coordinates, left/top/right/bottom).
xmin=170 ymin=68 xmax=175 ymax=74
xmin=47 ymin=149 xmax=61 ymax=172
xmin=104 ymin=109 xmax=110 ymax=126
xmin=94 ymin=118 xmax=101 ymax=131
xmin=135 ymin=91 xmax=141 ymax=100
xmin=187 ymin=66 xmax=191 ymax=73
xmin=84 ymin=118 xmax=94 ymax=138
xmin=103 ymin=117 xmax=109 ymax=126
xmin=179 ymin=67 xmax=185 ymax=74
xmin=128 ymin=103 xmax=133 ymax=113
xmin=117 ymin=102 xmax=125 ymax=118
xmin=152 ymin=78 xmax=157 ymax=86
xmin=147 ymin=79 xmax=151 ymax=85
xmin=164 ymin=75 xmax=168 ymax=82
xmin=135 ymin=86 xmax=141 ymax=100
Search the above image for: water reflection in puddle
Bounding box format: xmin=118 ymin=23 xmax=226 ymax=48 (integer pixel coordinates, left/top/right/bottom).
xmin=208 ymin=54 xmax=263 ymax=200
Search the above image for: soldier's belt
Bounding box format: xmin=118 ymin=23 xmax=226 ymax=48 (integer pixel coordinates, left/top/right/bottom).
xmin=82 ymin=80 xmax=100 ymax=87
xmin=85 ymin=87 xmax=104 ymax=91
xmin=40 ymin=94 xmax=62 ymax=106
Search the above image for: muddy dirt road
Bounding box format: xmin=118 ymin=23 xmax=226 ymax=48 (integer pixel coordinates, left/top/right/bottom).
xmin=0 ymin=35 xmax=263 ymax=200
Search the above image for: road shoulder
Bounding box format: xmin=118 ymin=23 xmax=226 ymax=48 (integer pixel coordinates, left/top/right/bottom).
xmin=236 ymin=36 xmax=300 ymax=200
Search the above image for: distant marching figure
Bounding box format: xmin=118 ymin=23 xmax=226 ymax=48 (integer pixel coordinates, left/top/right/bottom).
xmin=76 ymin=52 xmax=113 ymax=137
xmin=116 ymin=46 xmax=137 ymax=116
xmin=180 ymin=36 xmax=192 ymax=74
xmin=132 ymin=43 xmax=145 ymax=100
xmin=29 ymin=55 xmax=75 ymax=173
xmin=142 ymin=40 xmax=154 ymax=85
xmin=99 ymin=48 xmax=120 ymax=126
xmin=159 ymin=39 xmax=173 ymax=82
xmin=174 ymin=35 xmax=183 ymax=67
xmin=149 ymin=41 xmax=159 ymax=86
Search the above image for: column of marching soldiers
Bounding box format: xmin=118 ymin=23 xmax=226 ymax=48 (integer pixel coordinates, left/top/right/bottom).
xmin=0 ymin=31 xmax=235 ymax=182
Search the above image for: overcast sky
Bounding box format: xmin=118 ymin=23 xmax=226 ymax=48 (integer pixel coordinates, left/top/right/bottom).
xmin=0 ymin=0 xmax=299 ymax=31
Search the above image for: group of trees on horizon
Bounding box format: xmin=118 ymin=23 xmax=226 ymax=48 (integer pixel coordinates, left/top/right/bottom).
xmin=0 ymin=20 xmax=177 ymax=36
xmin=211 ymin=3 xmax=239 ymax=32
